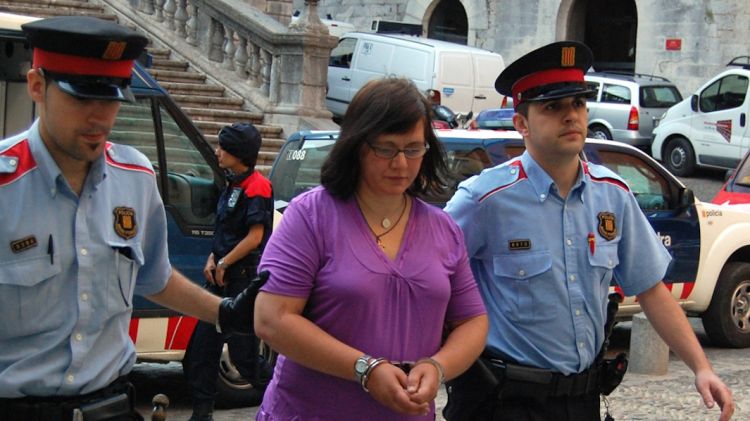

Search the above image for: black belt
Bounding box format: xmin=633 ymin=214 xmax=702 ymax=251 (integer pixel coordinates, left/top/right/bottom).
xmin=486 ymin=357 xmax=601 ymax=398
xmin=0 ymin=377 xmax=138 ymax=421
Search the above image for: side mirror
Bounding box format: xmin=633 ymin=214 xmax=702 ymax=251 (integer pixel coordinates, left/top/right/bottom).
xmin=690 ymin=95 xmax=699 ymax=112
xmin=725 ymin=169 xmax=735 ymax=182
xmin=677 ymin=187 xmax=696 ymax=211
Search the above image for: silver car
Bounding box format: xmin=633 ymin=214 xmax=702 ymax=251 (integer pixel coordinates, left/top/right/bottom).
xmin=585 ymin=72 xmax=682 ymax=150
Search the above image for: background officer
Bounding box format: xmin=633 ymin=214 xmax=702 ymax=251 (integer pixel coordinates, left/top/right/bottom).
xmin=0 ymin=16 xmax=258 ymax=421
xmin=444 ymin=41 xmax=734 ymax=421
xmin=185 ymin=123 xmax=274 ymax=421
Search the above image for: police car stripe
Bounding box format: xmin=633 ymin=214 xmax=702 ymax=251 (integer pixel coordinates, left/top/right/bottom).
xmin=0 ymin=139 xmax=37 ymax=187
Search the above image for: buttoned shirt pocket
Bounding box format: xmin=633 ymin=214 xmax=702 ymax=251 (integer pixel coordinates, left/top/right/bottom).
xmin=0 ymin=254 xmax=62 ymax=337
xmin=493 ymin=251 xmax=555 ymax=323
xmin=588 ymin=242 xmax=619 ymax=292
xmin=107 ymin=242 xmax=144 ymax=315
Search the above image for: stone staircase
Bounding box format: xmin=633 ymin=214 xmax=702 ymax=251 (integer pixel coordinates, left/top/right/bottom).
xmin=0 ymin=0 xmax=286 ymax=174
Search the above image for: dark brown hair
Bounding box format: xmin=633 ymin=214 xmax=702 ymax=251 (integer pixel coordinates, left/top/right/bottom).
xmin=320 ymin=77 xmax=447 ymax=199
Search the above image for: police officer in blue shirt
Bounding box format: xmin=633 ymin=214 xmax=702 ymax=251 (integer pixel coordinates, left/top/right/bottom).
xmin=443 ymin=41 xmax=734 ymax=421
xmin=0 ymin=16 xmax=260 ymax=421
xmin=185 ymin=123 xmax=274 ymax=421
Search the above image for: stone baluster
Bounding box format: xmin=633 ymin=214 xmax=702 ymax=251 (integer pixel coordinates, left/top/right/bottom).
xmin=249 ymin=43 xmax=261 ymax=88
xmin=154 ymin=0 xmax=165 ymax=22
xmin=140 ymin=0 xmax=155 ymax=15
xmin=208 ymin=19 xmax=225 ymax=62
xmin=174 ymin=0 xmax=188 ymax=38
xmin=260 ymin=49 xmax=271 ymax=97
xmin=164 ymin=0 xmax=176 ymax=30
xmin=222 ymin=26 xmax=236 ymax=71
xmin=234 ymin=36 xmax=249 ymax=79
xmin=185 ymin=2 xmax=198 ymax=46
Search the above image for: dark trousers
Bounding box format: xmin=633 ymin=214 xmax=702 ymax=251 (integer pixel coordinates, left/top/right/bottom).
xmin=463 ymin=392 xmax=600 ymax=421
xmin=184 ymin=265 xmax=266 ymax=404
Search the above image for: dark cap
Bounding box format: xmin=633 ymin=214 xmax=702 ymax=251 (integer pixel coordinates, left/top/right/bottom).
xmin=495 ymin=41 xmax=595 ymax=109
xmin=219 ymin=123 xmax=262 ymax=167
xmin=22 ymin=16 xmax=148 ymax=102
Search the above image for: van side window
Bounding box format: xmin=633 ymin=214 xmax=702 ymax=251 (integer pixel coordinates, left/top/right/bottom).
xmin=699 ymin=75 xmax=748 ymax=112
xmin=601 ymin=84 xmax=631 ymax=104
xmin=329 ymin=38 xmax=356 ymax=69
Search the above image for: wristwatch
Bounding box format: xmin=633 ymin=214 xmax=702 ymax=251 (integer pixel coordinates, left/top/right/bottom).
xmin=217 ymin=258 xmax=229 ymax=270
xmin=354 ymin=354 xmax=372 ymax=383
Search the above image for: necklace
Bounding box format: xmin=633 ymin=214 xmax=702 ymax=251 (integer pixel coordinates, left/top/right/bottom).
xmin=356 ymin=194 xmax=408 ymax=249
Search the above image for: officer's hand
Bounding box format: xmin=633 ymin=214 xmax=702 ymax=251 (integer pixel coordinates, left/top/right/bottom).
xmin=215 ymin=265 xmax=226 ymax=287
xmin=366 ymin=363 xmax=430 ymax=416
xmin=203 ymin=255 xmax=216 ymax=284
xmin=406 ymin=361 xmax=441 ymax=405
xmin=218 ymin=270 xmax=270 ymax=336
xmin=694 ymin=368 xmax=734 ymax=421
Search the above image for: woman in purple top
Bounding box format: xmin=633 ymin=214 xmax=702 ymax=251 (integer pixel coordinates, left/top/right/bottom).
xmin=254 ymin=77 xmax=488 ymax=421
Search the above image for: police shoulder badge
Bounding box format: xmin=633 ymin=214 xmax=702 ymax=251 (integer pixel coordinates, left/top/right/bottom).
xmin=597 ymin=212 xmax=617 ymax=241
xmin=113 ymin=207 xmax=137 ymax=240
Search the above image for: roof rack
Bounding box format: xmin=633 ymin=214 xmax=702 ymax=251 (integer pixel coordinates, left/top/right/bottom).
xmin=589 ymin=70 xmax=671 ymax=82
xmin=727 ymin=56 xmax=750 ymax=70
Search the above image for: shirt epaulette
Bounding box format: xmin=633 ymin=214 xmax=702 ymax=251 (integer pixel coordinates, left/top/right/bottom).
xmin=105 ymin=142 xmax=155 ymax=175
xmin=240 ymin=171 xmax=272 ymax=199
xmin=477 ymin=159 xmax=527 ymax=203
xmin=583 ymin=161 xmax=630 ymax=192
xmin=0 ymin=138 xmax=36 ymax=187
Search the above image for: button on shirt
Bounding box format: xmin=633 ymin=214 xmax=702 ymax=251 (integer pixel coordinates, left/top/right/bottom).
xmin=445 ymin=151 xmax=671 ymax=375
xmin=0 ymin=120 xmax=172 ymax=397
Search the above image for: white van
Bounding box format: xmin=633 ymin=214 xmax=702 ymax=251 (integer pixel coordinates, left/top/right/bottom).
xmin=652 ymin=58 xmax=750 ymax=176
xmin=326 ymin=32 xmax=505 ymax=117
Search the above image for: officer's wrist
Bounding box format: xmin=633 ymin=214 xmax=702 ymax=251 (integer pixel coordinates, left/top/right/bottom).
xmin=217 ymin=258 xmax=230 ymax=270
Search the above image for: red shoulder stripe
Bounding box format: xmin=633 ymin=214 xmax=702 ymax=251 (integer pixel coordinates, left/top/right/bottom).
xmin=0 ymin=139 xmax=37 ymax=187
xmin=239 ymin=171 xmax=272 ymax=198
xmin=104 ymin=142 xmax=155 ymax=175
xmin=582 ymin=161 xmax=629 ymax=192
xmin=478 ymin=160 xmax=527 ymax=203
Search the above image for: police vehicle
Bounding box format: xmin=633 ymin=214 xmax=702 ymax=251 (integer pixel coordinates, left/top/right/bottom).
xmin=0 ymin=12 xmax=256 ymax=403
xmin=271 ymin=128 xmax=750 ymax=348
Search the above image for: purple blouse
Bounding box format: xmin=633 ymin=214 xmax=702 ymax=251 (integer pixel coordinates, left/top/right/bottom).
xmin=256 ymin=187 xmax=485 ymax=421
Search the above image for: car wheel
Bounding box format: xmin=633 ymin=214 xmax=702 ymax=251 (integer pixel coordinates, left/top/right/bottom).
xmin=215 ymin=344 xmax=266 ymax=407
xmin=701 ymin=262 xmax=750 ymax=348
xmin=589 ymin=125 xmax=612 ymax=140
xmin=663 ymin=136 xmax=696 ymax=177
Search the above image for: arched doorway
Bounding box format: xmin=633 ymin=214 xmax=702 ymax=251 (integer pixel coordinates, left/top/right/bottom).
xmin=583 ymin=0 xmax=638 ymax=72
xmin=427 ymin=0 xmax=468 ymax=45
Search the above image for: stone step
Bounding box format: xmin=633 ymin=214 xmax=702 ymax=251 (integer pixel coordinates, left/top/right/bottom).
xmin=204 ymin=135 xmax=285 ymax=152
xmin=180 ymin=107 xmax=263 ymax=123
xmin=150 ymin=58 xmax=189 ymax=72
xmin=170 ymin=94 xmax=245 ymax=110
xmin=147 ymin=48 xmax=172 ymax=59
xmin=0 ymin=4 xmax=114 ymax=20
xmin=160 ymin=82 xmax=226 ymax=98
xmin=195 ymin=120 xmax=282 ymax=136
xmin=147 ymin=68 xmax=207 ymax=84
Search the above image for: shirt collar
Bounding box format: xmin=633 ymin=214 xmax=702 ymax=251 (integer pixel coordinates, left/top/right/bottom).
xmin=520 ymin=151 xmax=587 ymax=203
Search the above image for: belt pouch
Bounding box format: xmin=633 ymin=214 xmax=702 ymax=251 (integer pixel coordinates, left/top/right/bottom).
xmin=76 ymin=393 xmax=130 ymax=421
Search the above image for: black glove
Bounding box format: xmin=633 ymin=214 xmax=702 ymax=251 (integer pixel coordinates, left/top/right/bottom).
xmin=218 ymin=270 xmax=270 ymax=336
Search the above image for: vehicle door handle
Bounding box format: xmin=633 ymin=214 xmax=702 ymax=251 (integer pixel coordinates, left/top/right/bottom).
xmin=474 ymin=95 xmax=487 ymax=100
xmin=741 ymin=113 xmax=746 ymax=127
xmin=342 ymin=76 xmax=351 ymax=81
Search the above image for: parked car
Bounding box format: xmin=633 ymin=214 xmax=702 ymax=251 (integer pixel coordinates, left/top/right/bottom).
xmin=584 ymin=72 xmax=682 ymax=149
xmin=712 ymin=148 xmax=750 ymax=205
xmin=0 ymin=12 xmax=257 ymax=404
xmin=326 ymin=32 xmax=504 ymax=117
xmin=652 ymin=57 xmax=750 ymax=177
xmin=270 ymin=128 xmax=750 ymax=347
xmin=474 ymin=106 xmax=515 ymax=131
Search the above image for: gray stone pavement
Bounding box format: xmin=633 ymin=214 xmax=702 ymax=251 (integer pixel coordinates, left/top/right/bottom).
xmin=133 ymin=319 xmax=749 ymax=420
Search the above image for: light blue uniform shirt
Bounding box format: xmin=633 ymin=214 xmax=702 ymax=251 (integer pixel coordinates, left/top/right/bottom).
xmin=0 ymin=120 xmax=172 ymax=397
xmin=445 ymin=151 xmax=671 ymax=375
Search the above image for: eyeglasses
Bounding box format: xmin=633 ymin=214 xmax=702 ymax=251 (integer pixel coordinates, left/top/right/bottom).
xmin=366 ymin=142 xmax=430 ymax=159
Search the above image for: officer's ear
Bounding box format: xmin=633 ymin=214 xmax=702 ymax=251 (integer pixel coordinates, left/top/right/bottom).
xmin=513 ymin=112 xmax=530 ymax=137
xmin=26 ymin=68 xmax=46 ymax=103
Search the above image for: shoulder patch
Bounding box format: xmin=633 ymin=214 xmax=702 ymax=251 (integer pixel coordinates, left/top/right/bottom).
xmin=478 ymin=159 xmax=527 ymax=203
xmin=105 ymin=142 xmax=155 ymax=175
xmin=0 ymin=139 xmax=36 ymax=187
xmin=240 ymin=171 xmax=272 ymax=198
xmin=583 ymin=161 xmax=629 ymax=192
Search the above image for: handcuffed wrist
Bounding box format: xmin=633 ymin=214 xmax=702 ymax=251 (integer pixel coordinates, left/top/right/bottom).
xmin=416 ymin=357 xmax=445 ymax=385
xmin=361 ymin=358 xmax=388 ymax=392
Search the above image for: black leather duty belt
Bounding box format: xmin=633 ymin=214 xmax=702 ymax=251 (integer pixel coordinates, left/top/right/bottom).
xmin=0 ymin=377 xmax=136 ymax=421
xmin=487 ymin=358 xmax=601 ymax=398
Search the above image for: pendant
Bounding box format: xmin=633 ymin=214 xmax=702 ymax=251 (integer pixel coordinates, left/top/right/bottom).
xmin=381 ymin=217 xmax=392 ymax=229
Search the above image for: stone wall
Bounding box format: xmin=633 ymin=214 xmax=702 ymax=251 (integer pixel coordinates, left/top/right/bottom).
xmin=302 ymin=0 xmax=750 ymax=96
